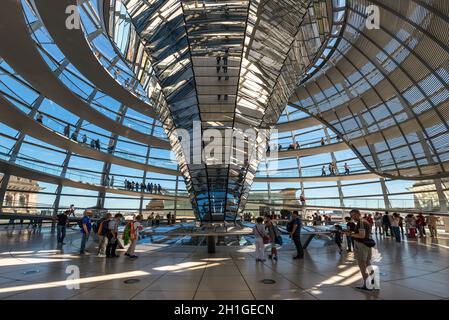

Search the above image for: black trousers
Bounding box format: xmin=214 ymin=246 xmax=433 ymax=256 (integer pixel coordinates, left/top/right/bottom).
xmin=106 ymin=235 xmax=118 ymax=257
xmin=292 ymin=235 xmax=304 ymax=258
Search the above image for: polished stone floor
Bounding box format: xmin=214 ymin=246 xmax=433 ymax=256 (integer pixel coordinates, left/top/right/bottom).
xmin=0 ymin=226 xmax=448 ymax=300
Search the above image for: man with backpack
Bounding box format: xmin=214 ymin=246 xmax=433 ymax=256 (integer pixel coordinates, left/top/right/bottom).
xmin=124 ymin=215 xmax=143 ymax=259
xmin=97 ymin=213 xmax=112 ymax=257
xmin=288 ymin=211 xmax=304 ymax=259
xmin=106 ymin=213 xmax=123 ymax=258
xmin=79 ymin=210 xmax=93 ymax=255
xmin=348 ymin=209 xmax=376 ymax=291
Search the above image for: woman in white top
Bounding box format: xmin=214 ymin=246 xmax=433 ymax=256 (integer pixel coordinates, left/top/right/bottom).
xmin=253 ymin=217 xmax=269 ymax=262
xmin=390 ymin=213 xmax=401 ymax=243
xmin=404 ymin=214 xmax=416 ymax=237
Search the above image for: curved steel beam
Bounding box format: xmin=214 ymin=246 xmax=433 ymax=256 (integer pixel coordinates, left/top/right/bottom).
xmin=34 ymin=0 xmax=158 ymax=119
xmin=0 ymin=0 xmax=169 ymax=149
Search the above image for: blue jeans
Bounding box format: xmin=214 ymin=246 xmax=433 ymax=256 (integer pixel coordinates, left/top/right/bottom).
xmin=57 ymin=225 xmax=66 ymax=243
xmin=391 ymin=226 xmax=401 ymax=242
xmin=80 ymin=232 xmax=89 ymax=253
xmin=346 ymin=235 xmax=354 ymax=251
xmin=292 ymin=234 xmax=304 ymax=258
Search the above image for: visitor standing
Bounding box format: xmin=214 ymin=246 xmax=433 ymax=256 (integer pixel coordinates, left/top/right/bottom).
xmin=166 ymin=212 xmax=171 ymax=225
xmin=334 ymin=225 xmax=343 ymax=254
xmin=124 ymin=215 xmax=143 ymax=259
xmin=36 ymin=112 xmax=43 ymax=123
xmin=344 ymin=162 xmax=350 ymax=174
xmin=289 ymin=210 xmax=304 ymax=259
xmin=55 ymin=209 xmax=69 ymax=245
xmin=382 ymin=211 xmax=391 ymax=236
xmin=265 ymin=215 xmax=280 ymax=261
xmin=97 ymin=213 xmax=112 ymax=257
xmin=64 ymin=124 xmax=70 ymax=137
xmin=79 ymin=210 xmax=93 ymax=255
xmin=348 ymin=209 xmax=375 ymax=291
xmin=148 ymin=212 xmax=154 ymax=226
xmin=106 ymin=213 xmax=123 ymax=258
xmin=300 ymin=193 xmax=306 ymax=206
xmin=404 ymin=214 xmax=417 ymax=238
xmin=426 ymin=213 xmax=440 ymax=238
xmin=416 ymin=213 xmax=426 ymax=237
xmin=374 ymin=212 xmax=383 ymax=235
xmin=253 ymin=217 xmax=268 ymax=262
xmin=398 ymin=215 xmax=404 ymax=238
xmin=345 ymin=216 xmax=356 ymax=252
xmin=391 ymin=213 xmax=401 ymax=243
xmin=367 ymin=214 xmax=374 ymax=225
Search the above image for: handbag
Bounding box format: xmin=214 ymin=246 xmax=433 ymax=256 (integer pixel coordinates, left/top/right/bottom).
xmin=255 ymin=225 xmax=270 ymax=244
xmin=362 ymin=238 xmax=376 ymax=248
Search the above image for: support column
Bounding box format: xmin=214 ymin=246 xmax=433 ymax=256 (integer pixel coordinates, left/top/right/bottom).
xmin=174 ymin=172 xmax=180 ymax=217
xmin=380 ymin=178 xmax=391 ymax=210
xmin=0 ymin=132 xmax=27 ymax=209
xmin=139 ymin=144 xmax=152 ymax=214
xmin=324 ymin=128 xmax=345 ymax=208
xmin=96 ymin=104 xmax=127 ymax=209
xmin=356 ymin=113 xmax=392 ymax=211
xmin=434 ymin=179 xmax=448 ymax=211
xmin=52 ymin=152 xmax=72 ymax=232
xmin=0 ymin=174 xmax=11 ymax=209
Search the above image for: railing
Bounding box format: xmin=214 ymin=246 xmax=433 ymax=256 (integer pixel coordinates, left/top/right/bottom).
xmin=256 ymin=165 xmax=368 ymax=178
xmin=272 ymin=136 xmax=341 ymax=151
xmin=0 ymin=98 xmax=177 ymax=168
xmin=0 ymin=147 xmax=182 ymax=196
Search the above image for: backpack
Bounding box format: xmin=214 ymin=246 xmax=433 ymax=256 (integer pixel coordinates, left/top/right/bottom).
xmin=77 ymin=219 xmax=83 ymax=229
xmin=122 ymin=222 xmax=136 ymax=246
xmin=286 ymin=221 xmax=293 ymax=232
xmin=92 ymin=220 xmax=100 ymax=233
xmin=96 ymin=219 xmax=108 ymax=236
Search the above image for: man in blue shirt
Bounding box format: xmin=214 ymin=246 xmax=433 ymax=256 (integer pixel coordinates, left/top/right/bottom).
xmin=80 ymin=210 xmax=93 ymax=255
xmin=290 ymin=211 xmax=304 ymax=259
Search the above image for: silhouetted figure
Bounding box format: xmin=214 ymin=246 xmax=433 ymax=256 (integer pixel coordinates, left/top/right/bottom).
xmin=36 ymin=112 xmax=43 ymax=123
xmin=64 ymin=124 xmax=70 ymax=137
